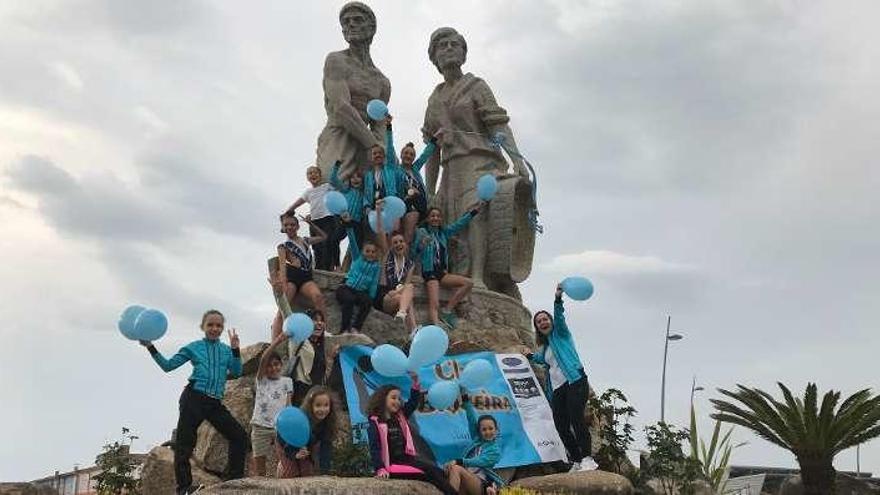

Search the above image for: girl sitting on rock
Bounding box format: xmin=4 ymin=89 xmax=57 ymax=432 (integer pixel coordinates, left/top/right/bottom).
xmin=445 ymin=389 xmax=504 ymax=495
xmin=375 ymin=230 xmax=419 ymax=338
xmin=414 ymin=204 xmax=485 ymax=328
xmin=336 ymin=201 xmax=385 ymax=334
xmin=271 ymin=210 xmax=327 ymax=340
xmin=366 ymin=373 xmax=457 ymax=495
xmin=277 ymin=386 xmax=338 ymax=477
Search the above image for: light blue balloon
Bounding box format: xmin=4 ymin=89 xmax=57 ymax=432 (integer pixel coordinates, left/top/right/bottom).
xmin=383 ymin=196 xmax=406 ymax=220
xmin=408 ymin=325 xmax=448 ymax=370
xmin=371 ymin=344 xmax=409 ymax=377
xmin=561 ymin=276 xmax=594 ymax=301
xmin=284 ymin=313 xmax=314 ymax=344
xmin=427 ymin=380 xmax=460 ymax=410
xmin=324 ymin=190 xmax=348 ymax=215
xmin=275 ymin=406 xmax=311 ymax=448
xmin=459 ymin=359 xmax=494 ymax=390
xmin=476 ymin=174 xmax=498 ymax=201
xmin=366 ymin=99 xmax=388 ymax=121
xmin=118 ymin=305 xmax=147 ymax=340
xmin=368 ymin=209 xmax=395 ymax=233
xmin=134 ymin=309 xmax=168 ymax=341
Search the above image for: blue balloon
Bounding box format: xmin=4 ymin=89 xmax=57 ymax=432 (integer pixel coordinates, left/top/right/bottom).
xmin=383 ymin=196 xmax=406 ymax=220
xmin=284 ymin=313 xmax=314 ymax=343
xmin=459 ymin=359 xmax=494 ymax=390
xmin=118 ymin=305 xmax=147 ymax=340
xmin=427 ymin=380 xmax=460 ymax=410
xmin=368 ymin=209 xmax=395 ymax=233
xmin=561 ymin=276 xmax=594 ymax=301
xmin=476 ymin=174 xmax=498 ymax=201
xmin=275 ymin=406 xmax=311 ymax=448
xmin=371 ymin=344 xmax=408 ymax=377
xmin=134 ymin=309 xmax=168 ymax=341
xmin=324 ymin=190 xmax=348 ymax=215
xmin=366 ymin=99 xmax=388 ymax=121
xmin=408 ymin=325 xmax=448 ymax=370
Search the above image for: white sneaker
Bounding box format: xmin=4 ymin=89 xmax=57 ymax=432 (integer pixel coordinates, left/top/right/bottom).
xmin=579 ymin=457 xmax=598 ymax=471
xmin=568 ymin=462 xmax=581 ymax=473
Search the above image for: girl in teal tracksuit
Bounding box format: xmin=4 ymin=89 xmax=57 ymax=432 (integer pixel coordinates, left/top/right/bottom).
xmin=413 ymin=204 xmax=484 ymax=328
xmin=525 ymin=284 xmax=596 ymax=472
xmin=363 ymin=118 xmax=406 ymax=213
xmin=384 ymin=117 xmax=442 ymax=245
xmin=445 ymin=391 xmax=504 ymax=495
xmin=330 ymin=160 xmax=366 ymax=268
xmin=140 ymin=310 xmax=247 ymax=495
xmin=335 ymin=201 xmax=383 ymax=334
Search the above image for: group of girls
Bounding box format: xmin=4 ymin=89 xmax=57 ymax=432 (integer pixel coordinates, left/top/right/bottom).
xmin=141 ymin=280 xmax=595 ymax=494
xmin=275 ymin=115 xmax=483 ymax=337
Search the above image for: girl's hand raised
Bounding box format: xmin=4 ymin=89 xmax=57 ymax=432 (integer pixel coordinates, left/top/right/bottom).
xmin=138 ymin=340 xmax=151 ymax=347
xmin=228 ymin=328 xmax=240 ymax=349
xmin=295 ymin=448 xmax=309 ymax=460
xmin=555 ymin=283 xmax=564 ymax=299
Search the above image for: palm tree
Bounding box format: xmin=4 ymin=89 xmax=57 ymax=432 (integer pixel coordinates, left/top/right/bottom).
xmin=710 ymin=383 xmax=880 ymax=495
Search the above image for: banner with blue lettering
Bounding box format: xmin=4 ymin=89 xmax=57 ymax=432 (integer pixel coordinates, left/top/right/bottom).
xmin=339 ymin=345 xmax=567 ymax=468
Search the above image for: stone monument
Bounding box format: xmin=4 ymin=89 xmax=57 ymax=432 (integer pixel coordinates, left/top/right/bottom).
xmin=315 ymin=2 xmax=391 ymax=180
xmin=422 ymin=27 xmax=536 ymax=300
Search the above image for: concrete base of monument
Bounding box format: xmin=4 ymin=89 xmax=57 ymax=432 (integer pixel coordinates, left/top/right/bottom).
xmin=285 ymin=269 xmax=536 ymax=352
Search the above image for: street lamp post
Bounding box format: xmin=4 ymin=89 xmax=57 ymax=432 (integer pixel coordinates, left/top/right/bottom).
xmin=690 ymin=375 xmax=705 ymax=405
xmin=661 ymin=315 xmax=683 ymax=423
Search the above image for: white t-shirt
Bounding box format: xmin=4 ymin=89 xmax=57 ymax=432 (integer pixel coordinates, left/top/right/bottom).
xmin=301 ymin=183 xmax=333 ymax=220
xmin=251 ymin=376 xmax=294 ymax=428
xmin=544 ymin=346 xmax=568 ymax=391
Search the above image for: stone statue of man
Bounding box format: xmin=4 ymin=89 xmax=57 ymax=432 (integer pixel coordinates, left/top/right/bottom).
xmin=316 ymin=2 xmax=391 ymax=180
xmin=422 ymin=27 xmax=535 ymax=300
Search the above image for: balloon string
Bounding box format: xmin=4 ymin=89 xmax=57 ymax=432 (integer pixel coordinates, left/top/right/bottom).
xmin=429 ymin=129 xmax=544 ymax=234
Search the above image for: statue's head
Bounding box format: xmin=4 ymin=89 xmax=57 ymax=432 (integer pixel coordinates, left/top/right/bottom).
xmin=339 ymin=2 xmax=376 ymax=44
xmin=428 ymin=27 xmax=468 ymax=72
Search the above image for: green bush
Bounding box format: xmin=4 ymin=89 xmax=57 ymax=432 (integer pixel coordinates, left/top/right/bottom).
xmin=330 ymin=440 xmax=373 ymax=477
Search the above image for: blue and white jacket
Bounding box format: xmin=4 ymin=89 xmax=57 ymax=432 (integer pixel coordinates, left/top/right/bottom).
xmin=414 ymin=211 xmax=477 ymax=274
xmin=148 ymin=338 xmax=242 ymax=399
xmin=457 ymin=398 xmax=504 ymax=487
xmin=330 ymin=161 xmax=365 ymax=222
xmin=344 ymin=225 xmax=381 ymax=299
xmin=530 ymin=297 xmax=587 ymax=387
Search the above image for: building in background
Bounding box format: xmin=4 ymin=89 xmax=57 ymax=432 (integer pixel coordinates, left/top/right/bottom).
xmin=29 ymin=447 xmax=147 ymax=495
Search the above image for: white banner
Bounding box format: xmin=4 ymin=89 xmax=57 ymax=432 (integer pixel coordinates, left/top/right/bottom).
xmin=495 ymin=353 xmax=568 ymax=463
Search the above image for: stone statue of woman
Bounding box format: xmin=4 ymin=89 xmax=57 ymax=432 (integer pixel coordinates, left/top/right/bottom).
xmin=422 ymin=27 xmax=535 ymax=300
xmin=316 ymin=2 xmax=391 ymax=180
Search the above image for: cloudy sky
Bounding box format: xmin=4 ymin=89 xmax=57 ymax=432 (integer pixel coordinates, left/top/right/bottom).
xmin=2 ymin=0 xmax=879 ymax=482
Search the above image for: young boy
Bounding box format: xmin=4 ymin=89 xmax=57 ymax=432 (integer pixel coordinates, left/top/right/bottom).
xmin=287 ymin=166 xmax=339 ymax=271
xmin=140 ymin=309 xmax=247 ymax=495
xmin=250 ymin=333 xmax=294 ymax=476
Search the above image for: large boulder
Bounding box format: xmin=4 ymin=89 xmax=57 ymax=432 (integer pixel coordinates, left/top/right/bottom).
xmin=778 ymin=473 xmax=880 ymax=495
xmin=140 ymin=446 xmax=221 ymax=495
xmin=513 ymin=470 xmax=634 ymax=494
xmin=200 ymin=475 xmax=441 ymax=494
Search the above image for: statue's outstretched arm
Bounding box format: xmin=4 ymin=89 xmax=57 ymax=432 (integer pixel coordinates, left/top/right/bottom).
xmin=323 ymin=55 xmax=379 ymax=149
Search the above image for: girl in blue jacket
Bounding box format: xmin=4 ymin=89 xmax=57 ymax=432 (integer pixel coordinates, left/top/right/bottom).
xmin=526 ymin=284 xmax=597 ymax=472
xmin=445 ymin=391 xmax=504 ymax=495
xmin=140 ymin=310 xmax=247 ymax=495
xmin=335 ymin=201 xmax=384 ymax=334
xmin=329 ymin=159 xmax=366 ymax=270
xmin=413 ymin=204 xmax=484 ymax=328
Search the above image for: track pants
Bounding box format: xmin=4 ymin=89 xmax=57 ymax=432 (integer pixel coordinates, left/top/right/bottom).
xmin=389 ymin=455 xmax=457 ymax=495
xmin=336 ymin=285 xmax=372 ymax=331
xmin=551 ymin=373 xmax=592 ymax=463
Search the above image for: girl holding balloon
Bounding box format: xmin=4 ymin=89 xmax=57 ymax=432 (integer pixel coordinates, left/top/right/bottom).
xmin=384 ymin=117 xmax=443 ymax=245
xmin=250 ymin=332 xmax=294 ymax=477
xmin=329 ymin=160 xmax=366 ymax=269
xmin=139 ymin=309 xmax=248 ymax=494
xmin=286 ymin=166 xmax=340 ymax=271
xmin=362 ymin=116 xmax=406 ymax=214
xmin=523 ymin=282 xmax=597 ymax=472
xmin=414 ymin=204 xmax=485 ymax=328
xmin=288 ymin=309 xmax=328 ymax=405
xmin=336 ymin=201 xmax=385 ymax=334
xmin=276 ymin=386 xmax=338 ymax=477
xmin=366 ymin=372 xmax=457 ymax=495
xmin=271 ymin=210 xmax=328 ymax=340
